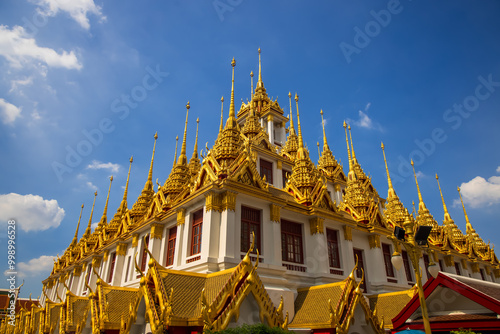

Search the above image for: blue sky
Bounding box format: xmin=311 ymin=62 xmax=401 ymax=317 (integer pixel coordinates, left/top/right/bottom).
xmin=1 ymin=0 xmax=500 ymax=297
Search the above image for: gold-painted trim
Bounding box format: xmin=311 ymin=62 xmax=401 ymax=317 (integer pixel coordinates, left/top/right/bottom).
xmin=270 ymin=204 xmax=281 ymax=223
xmin=91 ymin=257 xmax=101 ymax=269
xmin=471 ymin=262 xmax=480 ymax=273
xmin=116 ymin=243 xmax=127 ymax=256
xmin=444 ymin=254 xmax=454 ymax=267
xmin=177 ymin=208 xmax=186 ymax=225
xmin=309 ymin=217 xmax=324 ymax=235
xmin=343 ymin=225 xmax=353 ymax=241
xmin=205 ymin=191 xmax=221 ymax=212
xmin=73 ymin=266 xmax=82 ymax=277
xmin=151 ymin=223 xmax=164 ymax=239
xmin=103 ymin=250 xmax=109 ymax=262
xmin=132 ymin=234 xmax=139 ymax=247
xmin=368 ymin=234 xmax=381 ymax=249
xmin=277 ymin=160 xmax=282 ymax=170
xmin=222 ymin=191 xmax=237 ymax=212
xmin=461 ymin=259 xmax=468 ymax=270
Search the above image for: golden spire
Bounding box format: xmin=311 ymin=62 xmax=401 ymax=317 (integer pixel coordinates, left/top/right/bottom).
xmin=122 ymin=157 xmax=133 ymax=209
xmin=70 ymin=204 xmax=84 ymax=247
xmin=147 ymin=133 xmax=158 ymax=187
xmin=192 ymin=118 xmax=199 ymax=160
xmin=295 ymin=93 xmax=306 ymax=155
xmin=343 ymin=121 xmax=354 ymax=179
xmin=317 ymin=142 xmax=320 ymax=158
xmin=348 ymin=125 xmax=357 ymax=162
xmin=228 ymin=58 xmax=236 ymax=122
xmin=257 ymin=48 xmax=263 ymax=88
xmin=288 ymin=92 xmax=296 ymax=135
xmin=219 ymin=96 xmax=224 ymax=135
xmin=458 ymin=186 xmax=472 ymax=232
xmin=250 ymin=71 xmax=254 ymax=98
xmin=411 ymin=160 xmax=424 ymax=205
xmin=381 ymin=142 xmax=394 ymax=195
xmin=83 ymin=191 xmax=97 ymax=238
xmin=436 ymin=174 xmax=452 ymax=221
xmin=98 ymin=176 xmax=113 ymax=228
xmin=320 ymin=110 xmax=329 ymax=151
xmin=177 ymin=102 xmax=190 ymax=166
xmin=173 ymin=135 xmax=179 ymax=168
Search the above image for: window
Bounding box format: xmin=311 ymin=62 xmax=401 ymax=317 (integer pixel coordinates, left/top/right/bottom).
xmin=108 ymin=252 xmax=116 ymax=283
xmin=281 ymin=220 xmax=303 ymax=264
xmin=382 ymin=243 xmax=395 ymax=278
xmin=353 ymin=248 xmax=367 ymax=292
xmin=68 ymin=274 xmax=74 ymax=290
xmin=402 ymin=251 xmax=413 ymax=282
xmin=455 ymin=262 xmax=461 ymax=276
xmin=241 ymin=206 xmax=261 ymax=253
xmin=191 ymin=210 xmax=203 ymax=255
xmin=124 ymin=256 xmax=131 ymax=283
xmin=166 ymin=226 xmax=177 ymax=266
xmin=439 ymin=259 xmax=444 ymax=271
xmin=480 ymin=268 xmax=486 ymax=281
xmin=327 ymin=229 xmax=341 ymax=268
xmin=139 ymin=235 xmax=150 ymax=274
xmin=423 ymin=254 xmax=431 ymax=280
xmin=282 ymin=170 xmax=289 ymax=188
xmin=260 ymin=159 xmax=273 ymax=184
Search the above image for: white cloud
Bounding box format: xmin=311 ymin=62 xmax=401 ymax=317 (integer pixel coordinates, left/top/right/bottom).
xmin=0 ymin=25 xmax=82 ymax=70
xmin=457 ymin=172 xmax=500 ymax=208
xmin=0 ymin=193 xmax=65 ymax=232
xmin=0 ymin=98 xmax=22 ymax=124
xmin=32 ymin=0 xmax=105 ymax=30
xmin=86 ymin=160 xmax=120 ymax=173
xmin=86 ymin=181 xmax=98 ymax=191
xmin=91 ymin=222 xmax=98 ymax=230
xmin=4 ymin=255 xmax=54 ymax=278
xmin=497 ymin=166 xmax=500 ymax=173
xmin=416 ymin=171 xmax=425 ymax=179
xmin=9 ymin=76 xmax=33 ymax=94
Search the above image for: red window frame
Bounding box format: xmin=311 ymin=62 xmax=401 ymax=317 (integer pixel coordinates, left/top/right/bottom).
xmin=326 ymin=229 xmax=341 ymax=268
xmin=402 ymin=250 xmax=413 ymax=282
xmin=382 ymin=243 xmax=395 ymax=278
xmin=281 ymin=220 xmax=303 ymax=264
xmin=191 ymin=210 xmax=203 ymax=256
xmin=140 ymin=235 xmax=150 ymax=273
xmin=107 ymin=252 xmax=116 ymax=283
xmin=260 ymin=159 xmax=273 ymax=184
xmin=166 ymin=226 xmax=177 ymax=266
xmin=241 ymin=206 xmax=261 ymax=253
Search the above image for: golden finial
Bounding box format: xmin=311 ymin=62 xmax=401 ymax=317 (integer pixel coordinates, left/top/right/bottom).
xmin=71 ymin=204 xmax=84 ymax=246
xmin=317 ymin=142 xmax=320 ymax=158
xmin=458 ymin=186 xmax=472 ymax=231
xmin=343 ymin=121 xmax=354 ymax=174
xmin=294 ymin=93 xmax=306 ymax=152
xmin=84 ymin=192 xmax=97 ymax=237
xmin=192 ymin=118 xmax=199 ymax=159
xmin=348 ymin=125 xmax=357 ymax=162
xmin=320 ymin=109 xmax=329 ymax=151
xmin=229 ymin=58 xmax=236 ymax=118
xmin=99 ymin=176 xmax=113 ymax=227
xmin=147 ymin=133 xmax=158 ymax=186
xmin=412 ymin=201 xmax=416 ymax=219
xmin=173 ymin=135 xmax=179 ymax=168
xmin=177 ymin=102 xmax=190 ymax=165
xmin=122 ymin=157 xmax=133 ymax=205
xmin=436 ymin=174 xmax=451 ymax=221
xmin=219 ymin=96 xmax=224 ymax=134
xmin=411 ymin=160 xmax=424 ymax=205
xmin=288 ymin=92 xmax=296 ymax=136
xmin=380 ymin=142 xmax=394 ymax=192
xmin=257 ymin=48 xmax=263 ymax=88
xmin=250 ymin=71 xmax=254 ymax=98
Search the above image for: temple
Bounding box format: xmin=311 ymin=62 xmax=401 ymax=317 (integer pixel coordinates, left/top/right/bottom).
xmin=2 ymin=50 xmax=500 ymax=334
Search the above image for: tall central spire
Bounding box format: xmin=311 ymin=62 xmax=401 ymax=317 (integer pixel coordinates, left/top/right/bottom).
xmin=98 ymin=176 xmax=113 ymax=228
xmin=228 ymin=58 xmax=236 ymax=122
xmin=121 ymin=157 xmax=133 ymax=211
xmin=173 ymin=136 xmax=179 ymax=168
xmin=343 ymin=121 xmax=355 ymax=180
xmin=458 ymin=186 xmax=472 ymax=232
xmin=257 ymin=48 xmax=263 ymax=89
xmin=381 ymin=142 xmax=394 ymax=196
xmin=83 ymin=191 xmax=97 ymax=239
xmin=320 ymin=110 xmax=329 ymax=152
xmin=436 ymin=174 xmax=452 ymax=222
xmin=148 ymin=133 xmax=158 ymax=186
xmin=177 ymin=102 xmax=190 ymax=166
xmin=70 ymin=204 xmax=84 ymax=247
xmin=295 ymin=93 xmax=307 ymax=159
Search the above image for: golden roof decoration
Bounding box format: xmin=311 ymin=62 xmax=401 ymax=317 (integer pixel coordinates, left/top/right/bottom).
xmin=410 ymin=160 xmax=441 ymax=244
xmin=97 ymin=176 xmax=113 ymax=231
xmin=69 ymin=204 xmax=84 ymax=250
xmin=105 ymin=157 xmax=133 ymax=239
xmin=284 ymin=93 xmax=323 ymax=206
xmin=130 ymin=132 xmax=158 ymax=220
xmin=188 ymin=118 xmax=201 ymax=178
xmin=381 ymin=142 xmax=406 ymax=228
xmin=281 ymin=92 xmax=299 ymax=161
xmin=82 ymin=191 xmax=97 ymax=241
xmin=317 ymin=109 xmax=344 ymax=182
xmin=162 ymin=103 xmax=193 ymax=204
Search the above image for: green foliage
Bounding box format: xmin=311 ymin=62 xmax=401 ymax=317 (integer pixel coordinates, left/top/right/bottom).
xmin=206 ymin=323 xmax=293 ymax=334
xmin=450 ymin=329 xmax=481 ymax=334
